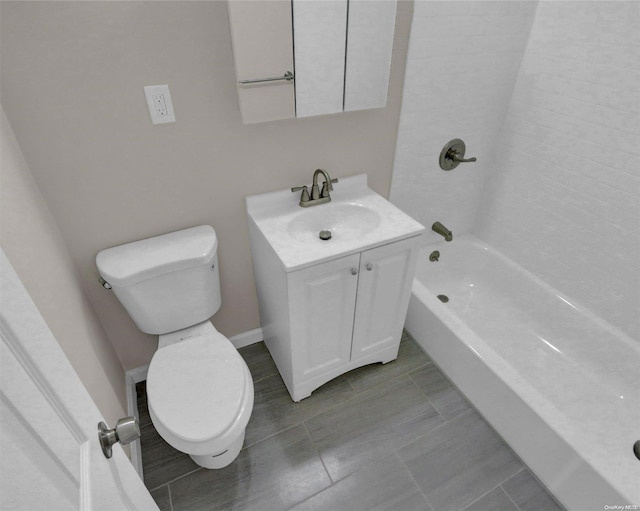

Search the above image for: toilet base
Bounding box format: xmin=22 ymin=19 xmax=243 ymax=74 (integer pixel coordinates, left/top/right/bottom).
xmin=189 ymin=430 xmax=245 ymax=469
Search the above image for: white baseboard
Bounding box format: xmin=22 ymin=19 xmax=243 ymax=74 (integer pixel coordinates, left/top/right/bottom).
xmin=229 ymin=327 xmax=263 ymax=349
xmin=125 ymin=365 xmax=149 ymax=480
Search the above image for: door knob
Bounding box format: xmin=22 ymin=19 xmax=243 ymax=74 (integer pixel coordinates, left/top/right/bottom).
xmin=98 ymin=417 xmax=140 ymax=459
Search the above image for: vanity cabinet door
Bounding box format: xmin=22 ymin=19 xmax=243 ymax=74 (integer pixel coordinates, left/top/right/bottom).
xmin=288 ymin=253 xmax=360 ymax=383
xmin=350 ymin=237 xmax=418 ymax=360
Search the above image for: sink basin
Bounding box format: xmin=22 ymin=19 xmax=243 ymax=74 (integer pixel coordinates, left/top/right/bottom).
xmin=287 ymin=203 xmax=381 ymax=242
xmin=246 ymin=174 xmax=425 ymax=271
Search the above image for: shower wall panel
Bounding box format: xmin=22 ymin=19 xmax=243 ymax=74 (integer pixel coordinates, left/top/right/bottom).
xmin=390 ymin=1 xmax=537 ymax=240
xmin=477 ymin=1 xmax=640 ymax=340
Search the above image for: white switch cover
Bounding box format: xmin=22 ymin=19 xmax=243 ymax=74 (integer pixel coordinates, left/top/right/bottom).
xmin=144 ymin=84 xmax=176 ymax=124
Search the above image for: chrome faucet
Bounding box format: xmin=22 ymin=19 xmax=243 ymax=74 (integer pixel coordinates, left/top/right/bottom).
xmin=291 ymin=169 xmax=338 ymax=207
xmin=432 ymin=221 xmax=452 ymax=241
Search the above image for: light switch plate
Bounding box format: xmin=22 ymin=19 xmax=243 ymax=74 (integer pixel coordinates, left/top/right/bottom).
xmin=144 ymin=84 xmax=176 ymax=124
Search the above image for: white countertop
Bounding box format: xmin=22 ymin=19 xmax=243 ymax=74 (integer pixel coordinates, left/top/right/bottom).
xmin=246 ymin=174 xmax=425 ymax=271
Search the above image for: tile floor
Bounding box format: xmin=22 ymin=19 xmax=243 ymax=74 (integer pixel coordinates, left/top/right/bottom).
xmin=136 ymin=332 xmax=563 ymax=511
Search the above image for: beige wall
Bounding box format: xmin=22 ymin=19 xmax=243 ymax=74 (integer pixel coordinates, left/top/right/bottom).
xmin=1 ymin=107 xmax=127 ymax=423
xmin=1 ymin=1 xmax=412 ymax=370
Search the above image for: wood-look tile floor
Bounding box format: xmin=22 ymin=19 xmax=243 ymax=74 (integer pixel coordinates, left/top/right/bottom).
xmin=136 ymin=332 xmax=563 ymax=511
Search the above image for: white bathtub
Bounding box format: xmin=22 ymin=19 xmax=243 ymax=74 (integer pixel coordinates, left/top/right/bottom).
xmin=405 ymin=235 xmax=640 ymax=510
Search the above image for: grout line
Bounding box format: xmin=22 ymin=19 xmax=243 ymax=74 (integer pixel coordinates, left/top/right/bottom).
xmin=345 ymin=375 xmax=357 ymax=393
xmin=461 ymin=481 xmax=514 ymax=511
xmin=238 ymin=345 xmax=279 ymax=385
xmin=243 ymin=422 xmax=304 ymax=451
xmin=244 ymin=352 xmax=434 ymax=452
xmin=501 ymin=482 xmax=524 ymax=511
xmin=515 ymin=74 xmax=640 ymax=117
xmin=514 ymin=114 xmax=639 ymax=171
xmin=250 ymin=372 xmax=279 ymax=385
xmin=280 ymin=424 xmax=337 ymax=510
xmin=406 ymin=366 xmax=476 ymax=427
xmin=413 ymin=407 xmax=475 ymax=441
xmin=505 ymin=143 xmax=631 ymax=199
xmin=498 ymin=468 xmax=529 ymax=511
xmin=147 ymin=466 xmax=203 ymax=493
xmin=243 ymin=372 xmax=385 ymax=451
xmin=406 ymin=366 xmax=448 ymax=421
xmin=393 ymin=452 xmax=435 ymax=511
xmin=167 ymin=483 xmax=174 ymax=511
xmin=343 ymin=371 xmax=418 ymax=403
xmin=302 ymin=421 xmax=333 ymax=484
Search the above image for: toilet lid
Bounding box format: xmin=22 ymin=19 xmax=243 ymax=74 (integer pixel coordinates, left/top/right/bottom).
xmin=146 ymin=333 xmax=247 ymax=443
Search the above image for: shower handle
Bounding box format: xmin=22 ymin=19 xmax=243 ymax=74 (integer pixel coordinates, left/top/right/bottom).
xmin=439 ymin=139 xmax=477 ymax=170
xmin=450 ymin=152 xmax=477 ymax=163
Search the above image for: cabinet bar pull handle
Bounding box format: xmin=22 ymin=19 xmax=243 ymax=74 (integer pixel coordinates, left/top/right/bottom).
xmin=239 ymin=71 xmax=294 ymax=84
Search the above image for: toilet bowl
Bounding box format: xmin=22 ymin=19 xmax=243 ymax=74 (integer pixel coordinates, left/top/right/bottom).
xmin=95 ymin=225 xmax=254 ymax=469
xmin=147 ymin=321 xmax=254 ymax=469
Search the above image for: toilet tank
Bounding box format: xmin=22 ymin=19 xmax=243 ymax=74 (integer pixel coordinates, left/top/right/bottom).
xmin=96 ymin=225 xmax=222 ymax=335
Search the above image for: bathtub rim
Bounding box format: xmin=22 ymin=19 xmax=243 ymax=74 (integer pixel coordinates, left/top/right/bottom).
xmin=407 ymin=235 xmax=640 ymax=509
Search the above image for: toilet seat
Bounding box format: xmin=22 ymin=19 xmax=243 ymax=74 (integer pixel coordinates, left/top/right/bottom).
xmin=146 ymin=332 xmax=252 ymax=454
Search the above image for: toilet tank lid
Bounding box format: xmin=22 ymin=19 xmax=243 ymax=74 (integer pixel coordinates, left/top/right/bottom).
xmin=96 ymin=225 xmax=218 ymax=287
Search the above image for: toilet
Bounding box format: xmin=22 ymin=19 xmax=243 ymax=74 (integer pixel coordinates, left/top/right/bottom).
xmin=96 ymin=225 xmax=254 ymax=469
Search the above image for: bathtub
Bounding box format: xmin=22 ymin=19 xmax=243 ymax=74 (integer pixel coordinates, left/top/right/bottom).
xmin=405 ymin=235 xmax=640 ymax=510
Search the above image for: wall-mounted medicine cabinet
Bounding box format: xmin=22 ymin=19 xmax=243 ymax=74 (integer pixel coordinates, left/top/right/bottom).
xmin=227 ymin=0 xmax=397 ymax=124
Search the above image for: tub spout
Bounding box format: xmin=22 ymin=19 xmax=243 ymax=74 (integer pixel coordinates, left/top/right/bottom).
xmin=432 ymin=221 xmax=452 ymax=241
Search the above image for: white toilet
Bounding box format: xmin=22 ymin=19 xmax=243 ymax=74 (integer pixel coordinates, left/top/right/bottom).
xmin=96 ymin=225 xmax=254 ymax=469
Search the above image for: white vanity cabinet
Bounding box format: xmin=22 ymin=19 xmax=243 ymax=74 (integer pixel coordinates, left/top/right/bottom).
xmin=289 ymin=237 xmax=419 ymax=400
xmin=250 ymin=224 xmax=421 ymax=401
xmin=246 ymin=174 xmax=425 ymax=402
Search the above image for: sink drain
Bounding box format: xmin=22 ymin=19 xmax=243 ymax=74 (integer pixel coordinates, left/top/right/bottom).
xmin=319 ymin=230 xmax=332 ymax=241
xmin=437 ymin=294 xmax=449 ymax=303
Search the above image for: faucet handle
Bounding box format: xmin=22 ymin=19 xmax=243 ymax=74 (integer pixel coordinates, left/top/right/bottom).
xmin=320 ymin=178 xmax=338 ymax=198
xmin=292 ymin=185 xmax=310 ymax=203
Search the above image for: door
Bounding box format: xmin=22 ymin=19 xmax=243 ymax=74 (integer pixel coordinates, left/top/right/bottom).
xmin=0 ymin=250 xmax=158 ymax=511
xmin=288 ymin=253 xmax=360 ymax=383
xmin=350 ymin=237 xmax=420 ymax=359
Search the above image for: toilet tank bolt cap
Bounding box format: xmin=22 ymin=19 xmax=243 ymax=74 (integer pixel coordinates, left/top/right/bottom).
xmin=99 ymin=276 xmax=112 ymax=290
